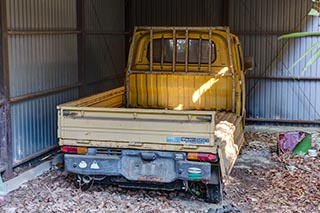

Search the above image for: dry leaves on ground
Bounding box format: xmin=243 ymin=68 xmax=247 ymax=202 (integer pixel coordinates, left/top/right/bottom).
xmin=227 ymin=132 xmax=320 ymax=213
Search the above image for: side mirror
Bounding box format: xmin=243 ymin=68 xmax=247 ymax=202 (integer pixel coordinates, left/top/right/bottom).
xmin=244 ymin=56 xmax=254 ymax=72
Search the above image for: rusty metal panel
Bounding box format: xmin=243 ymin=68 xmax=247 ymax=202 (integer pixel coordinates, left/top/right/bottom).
xmin=11 ymin=89 xmax=78 ymax=163
xmin=84 ymin=0 xmax=125 ymax=96
xmin=129 ymin=0 xmax=223 ymax=27
xmin=229 ymin=0 xmax=320 ymax=124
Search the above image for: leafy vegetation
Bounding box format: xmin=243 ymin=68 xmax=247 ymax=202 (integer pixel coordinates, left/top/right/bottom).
xmin=279 ymin=0 xmax=320 ymax=72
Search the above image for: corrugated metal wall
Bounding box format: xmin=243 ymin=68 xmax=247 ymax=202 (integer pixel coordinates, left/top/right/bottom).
xmin=128 ymin=0 xmax=224 ymax=28
xmin=6 ymin=0 xmax=79 ymax=164
xmin=4 ymin=0 xmax=318 ymax=169
xmin=84 ymin=0 xmax=125 ymax=96
xmin=0 ymin=21 xmax=3 ymax=163
xmin=0 ymin=0 xmax=126 ymax=170
xmin=4 ymin=0 xmax=126 ymax=165
xmin=229 ymin=0 xmax=320 ymax=124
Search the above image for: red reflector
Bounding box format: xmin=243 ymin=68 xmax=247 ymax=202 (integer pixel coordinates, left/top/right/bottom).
xmin=61 ymin=146 xmax=78 ymax=154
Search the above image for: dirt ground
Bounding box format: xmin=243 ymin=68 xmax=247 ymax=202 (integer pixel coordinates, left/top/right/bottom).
xmin=1 ymin=130 xmax=320 ymax=213
xmin=226 ymin=131 xmax=320 ymax=213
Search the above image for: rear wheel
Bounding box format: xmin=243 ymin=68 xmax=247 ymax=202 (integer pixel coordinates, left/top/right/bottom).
xmin=206 ymin=166 xmax=223 ymax=204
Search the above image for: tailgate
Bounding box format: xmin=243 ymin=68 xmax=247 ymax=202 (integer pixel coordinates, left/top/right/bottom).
xmin=58 ymin=107 xmax=217 ymax=153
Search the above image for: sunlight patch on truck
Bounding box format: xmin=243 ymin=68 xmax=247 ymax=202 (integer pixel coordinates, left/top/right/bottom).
xmin=166 ymin=136 xmax=210 ymax=144
xmin=174 ymin=104 xmax=184 ymax=110
xmin=192 ymin=67 xmax=229 ymax=103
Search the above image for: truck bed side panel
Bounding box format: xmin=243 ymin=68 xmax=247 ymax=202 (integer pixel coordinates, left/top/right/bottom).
xmin=58 ymin=106 xmax=217 ymax=153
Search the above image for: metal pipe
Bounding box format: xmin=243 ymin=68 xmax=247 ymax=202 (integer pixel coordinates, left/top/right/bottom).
xmin=13 ymin=145 xmax=59 ymax=168
xmin=198 ymin=36 xmax=202 ymax=70
xmin=208 ymin=28 xmax=212 ymax=72
xmin=161 ymin=34 xmax=164 ymax=69
xmin=246 ymin=75 xmax=320 ymax=81
xmin=130 ymin=70 xmax=233 ymax=76
xmin=185 ymin=29 xmax=189 ymax=72
xmin=246 ymin=118 xmax=320 ymax=125
xmin=10 ymin=83 xmax=81 ymax=103
xmin=172 ymin=29 xmax=176 ymax=72
xmin=126 ymin=27 xmax=137 ymax=107
xmin=150 ymin=28 xmax=153 ymax=72
xmin=226 ymin=27 xmax=236 ymax=113
xmin=8 ymin=30 xmax=81 ymax=35
xmin=137 ymin=26 xmax=227 ymax=31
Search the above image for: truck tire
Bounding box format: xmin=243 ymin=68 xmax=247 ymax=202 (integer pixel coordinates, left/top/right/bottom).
xmin=206 ymin=182 xmax=223 ymax=204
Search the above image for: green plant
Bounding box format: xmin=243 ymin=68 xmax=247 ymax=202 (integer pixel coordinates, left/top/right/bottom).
xmin=279 ymin=0 xmax=320 ymax=72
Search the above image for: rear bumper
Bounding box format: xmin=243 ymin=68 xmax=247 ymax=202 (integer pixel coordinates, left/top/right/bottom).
xmin=64 ymin=150 xmax=214 ymax=183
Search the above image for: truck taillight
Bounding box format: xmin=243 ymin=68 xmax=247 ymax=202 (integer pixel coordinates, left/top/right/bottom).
xmin=61 ymin=146 xmax=87 ymax=154
xmin=187 ymin=153 xmax=218 ymax=162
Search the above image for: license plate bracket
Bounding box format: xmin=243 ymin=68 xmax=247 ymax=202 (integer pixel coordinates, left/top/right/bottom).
xmin=120 ymin=151 xmax=177 ymax=183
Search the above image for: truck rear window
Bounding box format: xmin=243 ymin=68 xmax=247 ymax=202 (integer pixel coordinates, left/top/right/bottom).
xmin=149 ymin=39 xmax=216 ymax=64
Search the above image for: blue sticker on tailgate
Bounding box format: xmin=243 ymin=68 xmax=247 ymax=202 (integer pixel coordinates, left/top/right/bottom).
xmin=166 ymin=136 xmax=210 ymax=144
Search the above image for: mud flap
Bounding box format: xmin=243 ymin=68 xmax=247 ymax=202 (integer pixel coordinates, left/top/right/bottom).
xmin=206 ymin=167 xmax=223 ymax=204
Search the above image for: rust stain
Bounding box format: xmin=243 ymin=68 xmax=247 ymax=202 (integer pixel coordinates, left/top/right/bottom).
xmin=137 ymin=175 xmax=162 ymax=182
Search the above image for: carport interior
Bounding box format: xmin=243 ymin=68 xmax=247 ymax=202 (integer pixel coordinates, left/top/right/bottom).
xmin=0 ymin=0 xmax=319 ymax=176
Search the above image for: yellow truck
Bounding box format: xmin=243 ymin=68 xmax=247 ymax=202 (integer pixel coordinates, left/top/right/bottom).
xmin=57 ymin=26 xmax=252 ymax=203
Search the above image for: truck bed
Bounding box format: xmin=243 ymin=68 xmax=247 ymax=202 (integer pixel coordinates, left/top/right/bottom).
xmin=58 ymin=87 xmax=243 ymax=158
xmin=59 ymin=87 xmax=217 ymax=152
